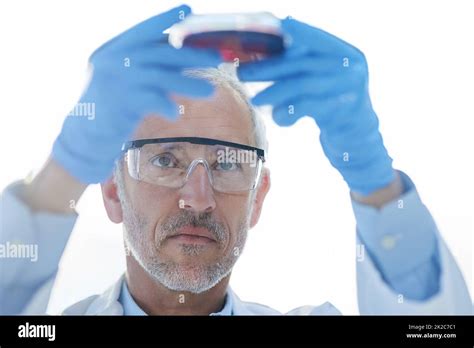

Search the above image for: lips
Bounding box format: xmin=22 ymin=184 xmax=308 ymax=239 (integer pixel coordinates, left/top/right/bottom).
xmin=168 ymin=226 xmax=216 ymax=243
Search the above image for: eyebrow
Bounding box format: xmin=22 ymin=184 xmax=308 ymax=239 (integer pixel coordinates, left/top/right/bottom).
xmin=161 ymin=143 xmax=224 ymax=158
xmin=159 ymin=143 xmax=184 ymax=151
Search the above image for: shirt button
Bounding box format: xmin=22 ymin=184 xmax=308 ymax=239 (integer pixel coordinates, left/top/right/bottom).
xmin=381 ymin=235 xmax=397 ymax=250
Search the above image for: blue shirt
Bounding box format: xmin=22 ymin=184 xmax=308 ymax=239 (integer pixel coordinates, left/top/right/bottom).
xmin=119 ymin=280 xmax=233 ymax=315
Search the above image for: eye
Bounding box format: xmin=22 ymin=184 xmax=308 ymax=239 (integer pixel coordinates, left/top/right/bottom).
xmin=215 ymin=161 xmax=240 ymax=171
xmin=150 ymin=153 xmax=177 ymax=168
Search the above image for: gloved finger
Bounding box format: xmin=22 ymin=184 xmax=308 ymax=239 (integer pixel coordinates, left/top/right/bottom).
xmin=93 ymin=44 xmax=222 ymax=72
xmin=85 ymin=88 xmax=179 ymax=134
xmin=125 ymin=88 xmax=179 ymax=120
xmin=90 ymin=4 xmax=191 ymax=59
xmin=238 ymin=54 xmax=361 ymax=81
xmin=270 ymin=103 xmax=305 ymax=127
xmin=282 ymin=17 xmax=364 ymax=58
xmin=251 ymin=74 xmax=363 ymax=107
xmin=133 ymin=68 xmax=216 ymax=98
xmin=127 ymin=45 xmax=222 ymax=68
xmin=271 ymin=94 xmax=361 ymax=127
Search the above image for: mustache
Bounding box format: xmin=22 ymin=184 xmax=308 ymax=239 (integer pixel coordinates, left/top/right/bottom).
xmin=160 ymin=210 xmax=227 ymax=243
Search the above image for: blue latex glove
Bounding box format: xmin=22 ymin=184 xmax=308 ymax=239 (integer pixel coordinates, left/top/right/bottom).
xmin=238 ymin=17 xmax=394 ymax=195
xmin=52 ymin=5 xmax=222 ymax=184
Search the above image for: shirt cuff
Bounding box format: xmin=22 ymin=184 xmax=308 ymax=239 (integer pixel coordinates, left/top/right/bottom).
xmin=351 ymin=170 xmax=440 ymax=298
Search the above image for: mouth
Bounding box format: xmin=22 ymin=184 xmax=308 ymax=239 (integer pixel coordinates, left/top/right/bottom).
xmin=167 ymin=226 xmax=217 ymax=245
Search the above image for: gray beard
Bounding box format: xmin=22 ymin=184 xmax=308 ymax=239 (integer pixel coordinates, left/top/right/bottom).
xmin=120 ymin=195 xmax=249 ymax=294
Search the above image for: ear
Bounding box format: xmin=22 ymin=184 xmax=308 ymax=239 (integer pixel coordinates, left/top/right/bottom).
xmin=101 ymin=175 xmax=123 ymax=224
xmin=249 ymin=168 xmax=271 ymax=228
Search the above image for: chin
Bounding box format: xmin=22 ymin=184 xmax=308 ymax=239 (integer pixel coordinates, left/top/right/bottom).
xmin=147 ymin=259 xmax=230 ymax=294
xmin=161 ymin=246 xmax=223 ymax=264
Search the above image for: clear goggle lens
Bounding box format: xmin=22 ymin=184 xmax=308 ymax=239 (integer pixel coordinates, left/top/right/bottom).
xmin=125 ymin=140 xmax=264 ymax=193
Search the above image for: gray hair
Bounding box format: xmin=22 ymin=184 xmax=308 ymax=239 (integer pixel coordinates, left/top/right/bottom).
xmin=183 ymin=64 xmax=268 ymax=152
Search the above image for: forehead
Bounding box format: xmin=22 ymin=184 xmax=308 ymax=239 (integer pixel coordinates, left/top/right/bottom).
xmin=133 ymin=86 xmax=254 ymax=146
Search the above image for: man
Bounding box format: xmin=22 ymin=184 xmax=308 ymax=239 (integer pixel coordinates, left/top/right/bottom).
xmin=0 ymin=5 xmax=471 ymax=315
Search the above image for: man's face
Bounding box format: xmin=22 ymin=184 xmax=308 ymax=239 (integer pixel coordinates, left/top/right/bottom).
xmin=112 ymin=86 xmax=268 ymax=294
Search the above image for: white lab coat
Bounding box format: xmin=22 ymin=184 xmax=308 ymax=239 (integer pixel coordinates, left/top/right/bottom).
xmin=59 ymin=274 xmax=341 ymax=315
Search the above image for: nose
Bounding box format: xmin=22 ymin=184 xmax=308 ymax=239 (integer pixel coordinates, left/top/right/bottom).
xmin=179 ymin=162 xmax=216 ymax=213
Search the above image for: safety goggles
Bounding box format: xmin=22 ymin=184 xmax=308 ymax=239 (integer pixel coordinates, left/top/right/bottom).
xmin=121 ymin=137 xmax=265 ymax=193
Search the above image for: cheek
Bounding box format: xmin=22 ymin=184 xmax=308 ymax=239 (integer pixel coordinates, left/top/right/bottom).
xmin=133 ymin=183 xmax=173 ymax=208
xmin=215 ymin=193 xmax=252 ymax=246
xmin=128 ymin=182 xmax=179 ymax=235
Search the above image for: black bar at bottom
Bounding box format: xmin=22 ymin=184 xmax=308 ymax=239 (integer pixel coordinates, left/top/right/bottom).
xmin=0 ymin=315 xmax=472 ymax=346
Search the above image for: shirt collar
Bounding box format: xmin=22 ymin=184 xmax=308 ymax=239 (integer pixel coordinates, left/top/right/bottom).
xmin=119 ymin=280 xmax=233 ymax=316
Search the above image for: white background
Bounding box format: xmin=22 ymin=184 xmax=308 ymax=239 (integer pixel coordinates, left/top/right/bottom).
xmin=0 ymin=0 xmax=472 ymax=314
